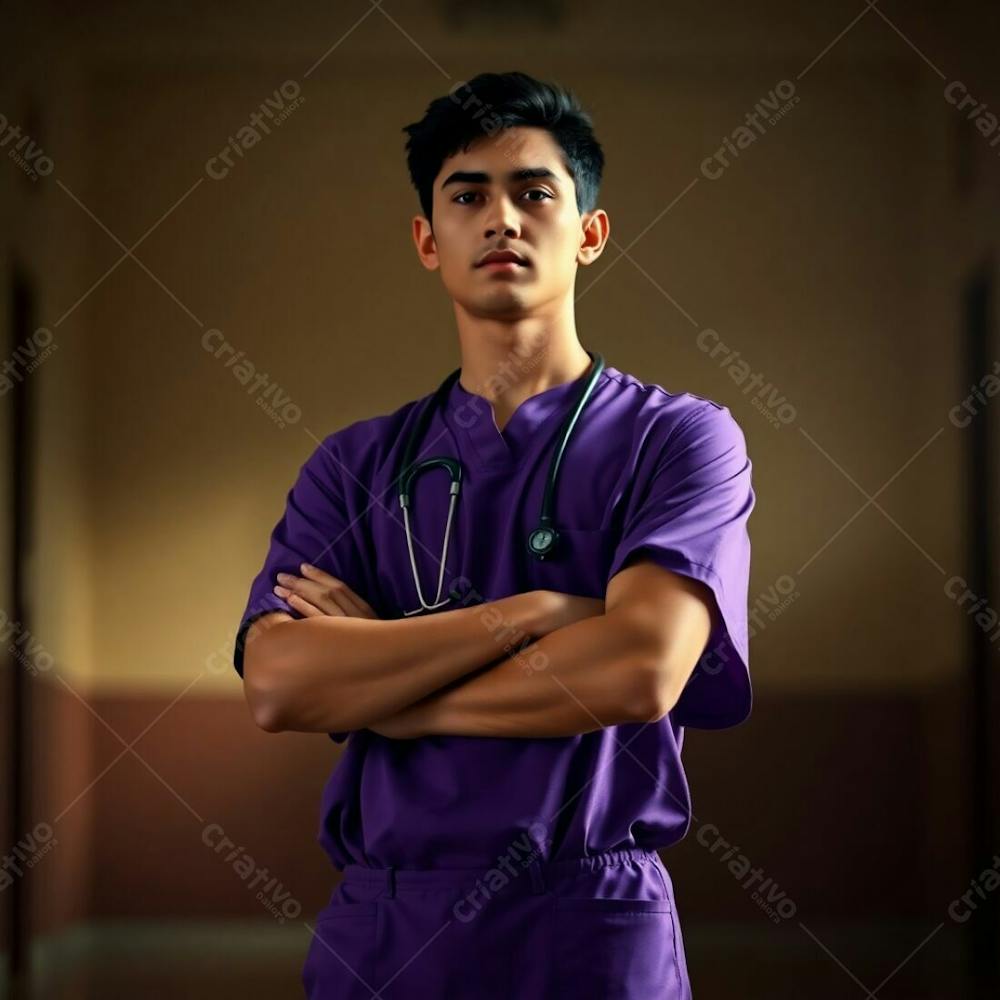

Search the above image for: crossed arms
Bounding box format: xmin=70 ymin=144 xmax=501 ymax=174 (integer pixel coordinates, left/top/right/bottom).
xmin=240 ymin=561 xmax=718 ymax=740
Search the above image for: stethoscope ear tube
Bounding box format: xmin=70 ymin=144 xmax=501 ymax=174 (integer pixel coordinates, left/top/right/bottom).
xmin=398 ymin=456 xmax=462 ymax=509
xmin=396 ymin=368 xmax=464 ymax=496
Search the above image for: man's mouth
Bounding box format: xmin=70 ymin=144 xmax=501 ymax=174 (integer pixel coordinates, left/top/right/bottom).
xmin=476 ymin=250 xmax=529 ymax=267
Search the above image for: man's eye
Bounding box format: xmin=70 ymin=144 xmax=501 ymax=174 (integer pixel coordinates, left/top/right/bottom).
xmin=453 ymin=189 xmax=552 ymax=205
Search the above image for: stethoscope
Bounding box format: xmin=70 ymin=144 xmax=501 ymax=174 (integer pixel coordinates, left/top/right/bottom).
xmin=395 ymin=350 xmax=606 ymax=616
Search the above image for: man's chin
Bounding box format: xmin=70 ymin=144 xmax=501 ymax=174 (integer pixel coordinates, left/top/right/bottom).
xmin=480 ymin=290 xmax=536 ymax=318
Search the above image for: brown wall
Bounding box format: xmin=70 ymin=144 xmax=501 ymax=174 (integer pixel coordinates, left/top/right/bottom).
xmin=28 ymin=677 xmax=971 ymax=929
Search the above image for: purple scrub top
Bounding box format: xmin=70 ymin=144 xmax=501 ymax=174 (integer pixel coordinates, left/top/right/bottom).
xmin=234 ymin=362 xmax=755 ymax=870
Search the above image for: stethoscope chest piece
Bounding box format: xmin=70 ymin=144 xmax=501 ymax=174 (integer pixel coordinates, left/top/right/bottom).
xmin=527 ymin=526 xmax=559 ymax=560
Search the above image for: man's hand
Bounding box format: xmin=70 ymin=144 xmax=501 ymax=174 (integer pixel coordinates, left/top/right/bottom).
xmin=270 ymin=565 xmax=394 ymax=736
xmin=270 ymin=564 xmax=436 ymax=739
xmin=273 ymin=563 xmax=379 ymax=620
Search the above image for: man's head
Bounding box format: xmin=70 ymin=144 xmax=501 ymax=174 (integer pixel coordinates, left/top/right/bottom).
xmin=402 ymin=71 xmax=609 ymax=319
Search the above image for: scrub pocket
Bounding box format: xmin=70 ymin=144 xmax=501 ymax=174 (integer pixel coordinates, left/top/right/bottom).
xmin=301 ymin=891 xmax=379 ymax=1000
xmin=551 ymin=893 xmax=683 ymax=999
xmin=533 ymin=527 xmax=615 ymax=598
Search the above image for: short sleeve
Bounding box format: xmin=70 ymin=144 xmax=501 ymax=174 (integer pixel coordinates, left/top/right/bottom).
xmin=606 ymin=403 xmax=755 ymax=729
xmin=234 ymin=432 xmax=367 ymax=744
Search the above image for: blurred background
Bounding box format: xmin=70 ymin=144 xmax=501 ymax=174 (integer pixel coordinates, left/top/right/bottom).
xmin=1 ymin=1 xmax=998 ymax=997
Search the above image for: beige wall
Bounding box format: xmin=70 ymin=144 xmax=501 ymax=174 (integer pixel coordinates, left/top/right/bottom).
xmin=4 ymin=7 xmax=996 ymax=695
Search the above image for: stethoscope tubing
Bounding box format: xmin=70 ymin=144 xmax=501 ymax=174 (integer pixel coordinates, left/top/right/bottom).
xmin=396 ymin=351 xmax=605 ymax=615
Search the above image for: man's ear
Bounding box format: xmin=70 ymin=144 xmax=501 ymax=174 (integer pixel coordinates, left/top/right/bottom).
xmin=577 ymin=208 xmax=610 ymax=266
xmin=412 ymin=215 xmax=440 ymax=271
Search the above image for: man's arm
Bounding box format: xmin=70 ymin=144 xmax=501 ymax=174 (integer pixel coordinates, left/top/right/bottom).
xmin=368 ymin=560 xmax=718 ymax=739
xmin=242 ymin=592 xmax=539 ymax=733
xmin=240 ymin=566 xmax=602 ymax=734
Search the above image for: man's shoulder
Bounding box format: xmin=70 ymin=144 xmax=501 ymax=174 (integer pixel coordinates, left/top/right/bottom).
xmin=604 ymin=364 xmax=738 ymax=441
xmin=602 ymin=368 xmax=750 ymax=497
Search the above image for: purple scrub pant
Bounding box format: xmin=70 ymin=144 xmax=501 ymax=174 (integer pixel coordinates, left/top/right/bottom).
xmin=302 ymin=847 xmax=692 ymax=999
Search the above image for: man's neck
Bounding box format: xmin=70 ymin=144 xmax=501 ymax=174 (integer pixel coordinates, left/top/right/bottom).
xmin=453 ymin=312 xmax=593 ymax=425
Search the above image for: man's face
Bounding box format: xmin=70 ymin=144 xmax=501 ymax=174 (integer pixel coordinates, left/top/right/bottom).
xmin=413 ymin=126 xmax=601 ymax=318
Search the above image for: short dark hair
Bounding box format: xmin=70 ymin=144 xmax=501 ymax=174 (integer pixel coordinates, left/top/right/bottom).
xmin=402 ymin=70 xmax=605 ymax=226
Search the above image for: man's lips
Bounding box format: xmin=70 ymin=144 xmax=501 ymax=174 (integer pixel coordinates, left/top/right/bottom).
xmin=476 ymin=251 xmax=529 ymax=267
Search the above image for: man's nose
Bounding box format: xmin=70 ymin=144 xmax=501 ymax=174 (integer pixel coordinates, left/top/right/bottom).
xmin=484 ymin=197 xmax=520 ymax=239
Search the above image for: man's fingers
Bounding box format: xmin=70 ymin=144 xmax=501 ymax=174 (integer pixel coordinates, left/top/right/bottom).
xmin=283 ymin=592 xmax=326 ymax=618
xmin=298 ymin=563 xmax=379 ymax=619
xmin=274 ymin=580 xmax=347 ymax=617
xmin=275 ymin=565 xmax=380 ymax=619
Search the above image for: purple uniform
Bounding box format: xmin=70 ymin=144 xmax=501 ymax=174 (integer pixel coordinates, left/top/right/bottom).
xmin=234 ymin=362 xmax=755 ymax=998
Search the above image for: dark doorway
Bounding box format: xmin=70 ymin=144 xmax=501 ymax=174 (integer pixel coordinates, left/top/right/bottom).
xmin=961 ymin=257 xmax=999 ymax=998
xmin=3 ymin=262 xmax=38 ymax=998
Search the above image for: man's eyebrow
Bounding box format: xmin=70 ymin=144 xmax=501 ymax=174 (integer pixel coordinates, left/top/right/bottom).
xmin=439 ymin=166 xmax=562 ymax=189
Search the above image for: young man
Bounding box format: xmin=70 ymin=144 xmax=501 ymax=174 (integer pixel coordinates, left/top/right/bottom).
xmin=234 ymin=71 xmax=754 ymax=1000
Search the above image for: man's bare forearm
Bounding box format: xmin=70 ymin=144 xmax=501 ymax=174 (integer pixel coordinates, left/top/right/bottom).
xmin=369 ymin=607 xmax=665 ymax=740
xmin=244 ymin=594 xmax=542 ymax=733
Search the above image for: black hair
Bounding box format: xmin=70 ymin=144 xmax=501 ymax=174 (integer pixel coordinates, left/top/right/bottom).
xmin=401 ymin=70 xmax=604 ymax=226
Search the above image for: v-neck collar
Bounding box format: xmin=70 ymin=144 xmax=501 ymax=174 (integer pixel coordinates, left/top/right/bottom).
xmin=444 ymin=363 xmax=614 ymax=469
